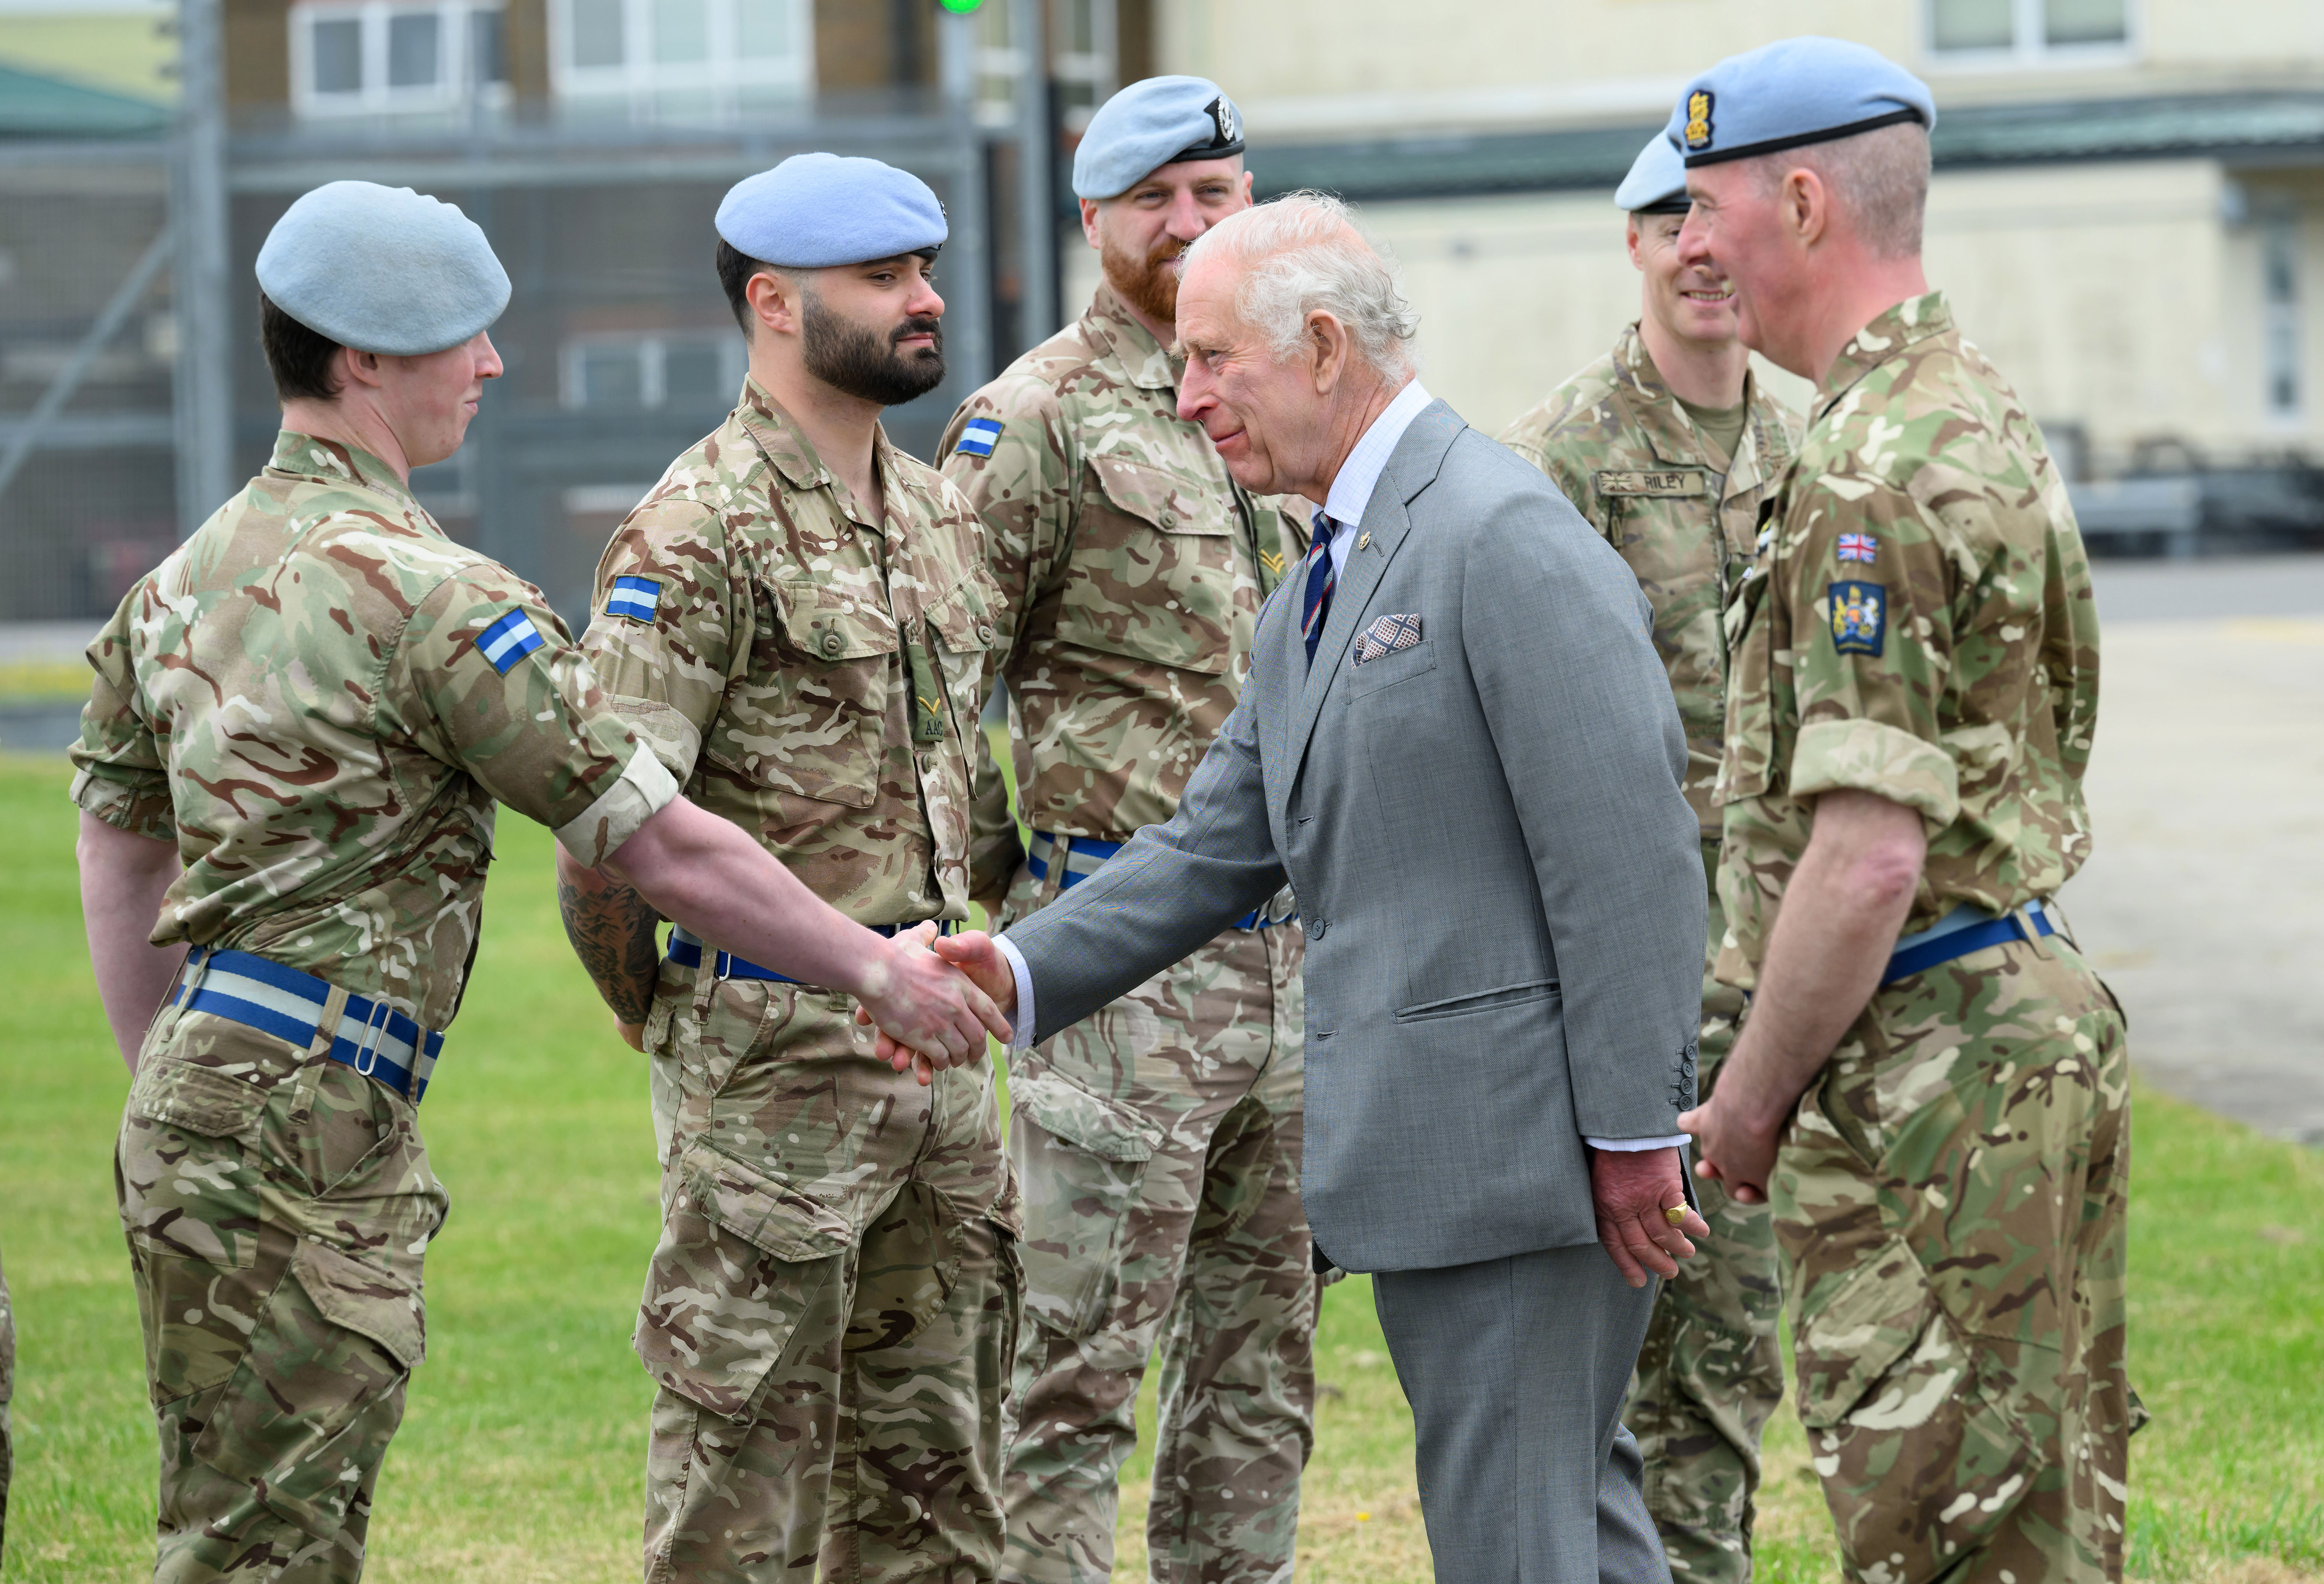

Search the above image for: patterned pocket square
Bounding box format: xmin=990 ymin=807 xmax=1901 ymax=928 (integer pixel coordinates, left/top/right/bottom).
xmin=1351 ymin=613 xmax=1423 ymax=665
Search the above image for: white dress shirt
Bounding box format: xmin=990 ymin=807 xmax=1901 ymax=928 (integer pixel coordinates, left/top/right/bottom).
xmin=990 ymin=377 xmax=1686 ymax=1152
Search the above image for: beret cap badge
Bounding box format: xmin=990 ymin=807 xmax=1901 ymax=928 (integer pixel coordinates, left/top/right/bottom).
xmin=1208 ymin=94 xmax=1238 ymax=146
xmin=1684 ymin=91 xmax=1715 ymax=152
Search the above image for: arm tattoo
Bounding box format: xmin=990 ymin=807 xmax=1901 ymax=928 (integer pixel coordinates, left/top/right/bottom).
xmin=558 ymin=869 xmax=663 ymax=1025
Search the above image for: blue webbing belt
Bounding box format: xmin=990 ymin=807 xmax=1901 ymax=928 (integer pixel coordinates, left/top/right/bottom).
xmin=666 ymin=920 xmax=959 ymax=984
xmin=1027 ymin=831 xmax=1296 ymax=932
xmin=169 ymin=944 xmax=445 ymax=1104
xmin=1881 ymin=899 xmax=2057 ymax=986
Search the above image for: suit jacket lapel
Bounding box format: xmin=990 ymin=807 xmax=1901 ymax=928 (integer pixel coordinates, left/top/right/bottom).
xmin=1279 ymin=400 xmax=1464 ymax=797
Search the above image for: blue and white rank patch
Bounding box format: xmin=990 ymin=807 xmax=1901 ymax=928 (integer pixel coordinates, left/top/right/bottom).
xmin=1829 ymin=580 xmax=1885 ymax=657
xmin=954 ymin=416 xmax=1003 ymax=457
xmin=605 ymin=575 xmax=662 ymax=623
xmin=477 ymin=607 xmax=545 ymax=674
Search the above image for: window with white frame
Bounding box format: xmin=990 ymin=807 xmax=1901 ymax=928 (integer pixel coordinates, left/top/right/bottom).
xmin=1927 ymin=0 xmax=2131 ymax=60
xmin=550 ymin=0 xmax=810 ymax=109
xmin=562 ymin=331 xmax=747 ymax=411
xmin=291 ymin=0 xmax=508 ymax=115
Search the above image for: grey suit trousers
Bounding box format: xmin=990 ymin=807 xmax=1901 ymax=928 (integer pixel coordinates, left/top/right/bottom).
xmin=1373 ymin=1248 xmax=1667 ymax=1584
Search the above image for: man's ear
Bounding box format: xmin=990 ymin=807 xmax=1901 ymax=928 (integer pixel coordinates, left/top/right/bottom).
xmin=1625 ymin=213 xmax=1646 ymax=272
xmin=745 ymin=267 xmax=802 ymax=340
xmin=1306 ymin=309 xmax=1350 ymax=394
xmin=1080 ymin=197 xmax=1104 ymax=250
xmin=338 ymin=346 xmax=386 ymax=391
xmin=1786 ymin=167 xmax=1830 ymax=249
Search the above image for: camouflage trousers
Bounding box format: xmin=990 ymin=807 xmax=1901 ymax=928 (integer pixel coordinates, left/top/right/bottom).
xmin=1776 ymin=929 xmax=2132 ymax=1584
xmin=115 ymin=989 xmax=448 ymax=1584
xmin=997 ymin=875 xmax=1312 ymax=1584
xmin=1628 ymin=845 xmax=1785 ymax=1584
xmin=639 ymin=966 xmax=1021 ymax=1584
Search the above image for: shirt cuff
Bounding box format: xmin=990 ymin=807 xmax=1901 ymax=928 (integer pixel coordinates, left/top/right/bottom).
xmin=552 ymin=742 xmax=680 ymax=868
xmin=993 ymin=932 xmax=1037 ymax=1053
xmin=1585 ymin=1134 xmax=1692 ymax=1151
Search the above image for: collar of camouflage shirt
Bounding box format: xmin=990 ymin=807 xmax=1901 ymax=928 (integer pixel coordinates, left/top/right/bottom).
xmin=267 ymin=429 xmax=419 ymax=508
xmin=1612 ymin=322 xmax=1776 ymax=500
xmin=1817 ymin=289 xmax=1954 ymax=412
xmin=1083 ymin=281 xmax=1178 ymax=392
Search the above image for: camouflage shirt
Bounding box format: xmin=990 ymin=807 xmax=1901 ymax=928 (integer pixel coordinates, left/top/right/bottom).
xmin=1713 ymin=292 xmax=2102 ymax=989
xmin=937 ymin=284 xmax=1302 ymax=891
xmin=1499 ymin=322 xmax=1800 ymax=835
xmin=70 ymin=430 xmax=672 ymax=1030
xmin=581 ymin=379 xmax=997 ymax=927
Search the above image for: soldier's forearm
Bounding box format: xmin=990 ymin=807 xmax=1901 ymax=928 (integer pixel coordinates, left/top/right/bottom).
xmin=1722 ymin=789 xmax=1926 ymax=1130
xmin=77 ymin=811 xmax=187 ymax=1073
xmin=555 ymin=847 xmax=662 ymax=1027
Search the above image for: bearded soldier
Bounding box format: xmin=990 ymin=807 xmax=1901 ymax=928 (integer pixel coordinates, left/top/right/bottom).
xmin=937 ymin=77 xmax=1314 ymax=1584
xmin=70 ymin=180 xmax=999 ymax=1583
xmin=552 ymin=154 xmax=1020 ymax=1583
xmin=1671 ymin=41 xmax=2135 ymax=1584
xmin=1499 ymin=131 xmax=1800 ymax=1584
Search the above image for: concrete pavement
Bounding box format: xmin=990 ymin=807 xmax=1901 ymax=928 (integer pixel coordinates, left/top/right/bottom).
xmin=2066 ymin=556 xmax=2324 ymax=1145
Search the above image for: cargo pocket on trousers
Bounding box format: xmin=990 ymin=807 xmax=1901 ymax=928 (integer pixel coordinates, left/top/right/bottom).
xmin=636 ymin=1139 xmax=855 ymax=1421
xmin=1792 ymin=1235 xmax=2040 ymax=1583
xmin=1008 ymin=1072 xmax=1164 ymax=1339
xmin=193 ymin=1239 xmax=423 ymax=1539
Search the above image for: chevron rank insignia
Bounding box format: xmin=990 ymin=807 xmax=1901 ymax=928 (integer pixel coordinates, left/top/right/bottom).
xmin=605 ymin=575 xmax=661 ymax=622
xmin=1829 ymin=581 xmax=1885 ymax=657
xmin=954 ymin=417 xmax=1003 ymax=457
xmin=476 ymin=607 xmax=546 ymax=674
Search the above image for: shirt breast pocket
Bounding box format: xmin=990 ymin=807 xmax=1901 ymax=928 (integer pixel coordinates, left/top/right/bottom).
xmin=1050 ymin=454 xmax=1240 ymax=676
xmin=705 ymin=577 xmax=898 ymax=809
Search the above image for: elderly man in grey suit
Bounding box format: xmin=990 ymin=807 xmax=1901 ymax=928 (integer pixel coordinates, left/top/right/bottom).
xmin=895 ymin=191 xmax=1710 ymax=1583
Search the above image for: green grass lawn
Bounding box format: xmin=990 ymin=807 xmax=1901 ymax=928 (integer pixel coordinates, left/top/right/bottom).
xmin=3 ymin=750 xmax=2318 ymax=1582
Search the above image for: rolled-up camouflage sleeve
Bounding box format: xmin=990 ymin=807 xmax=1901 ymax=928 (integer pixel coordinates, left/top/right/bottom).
xmin=67 ymin=583 xmax=175 ymax=841
xmin=579 ymin=497 xmax=739 ymax=787
xmin=1782 ymin=477 xmax=1961 ymax=829
xmin=940 ymin=379 xmax=1072 ymax=897
xmin=392 ymin=569 xmax=675 ymax=867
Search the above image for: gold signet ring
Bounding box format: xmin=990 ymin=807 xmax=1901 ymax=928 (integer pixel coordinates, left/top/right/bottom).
xmin=1662 ymin=1204 xmax=1689 ymax=1228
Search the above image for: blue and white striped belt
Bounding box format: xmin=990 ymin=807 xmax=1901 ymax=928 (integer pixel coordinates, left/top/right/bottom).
xmin=666 ymin=920 xmax=959 ymax=985
xmin=1882 ymin=899 xmax=2057 ymax=986
xmin=1027 ymin=831 xmax=1297 ymax=932
xmin=170 ymin=944 xmax=445 ymax=1104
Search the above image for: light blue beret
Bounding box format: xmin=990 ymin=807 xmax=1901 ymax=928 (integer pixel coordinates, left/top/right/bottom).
xmin=716 ymin=153 xmax=946 ymax=268
xmin=256 ymin=181 xmax=509 ymax=356
xmin=1072 ymin=75 xmax=1245 ymax=200
xmin=1667 ymin=36 xmax=1936 ymax=168
xmin=1614 ymin=133 xmax=1689 ymax=214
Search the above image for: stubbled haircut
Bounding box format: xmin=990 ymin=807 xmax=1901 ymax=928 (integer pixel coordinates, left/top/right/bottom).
xmin=258 ymin=288 xmax=343 ymax=402
xmin=1749 ymin=121 xmax=1930 ymax=261
xmin=717 ymin=238 xmax=777 ymax=334
xmin=1182 ymin=190 xmax=1420 ymax=378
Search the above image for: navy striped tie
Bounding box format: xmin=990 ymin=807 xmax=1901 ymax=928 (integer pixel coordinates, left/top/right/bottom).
xmin=1302 ymin=509 xmax=1338 ymax=668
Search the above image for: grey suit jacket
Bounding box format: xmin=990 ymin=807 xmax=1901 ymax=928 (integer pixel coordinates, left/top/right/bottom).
xmin=1006 ymin=399 xmax=1706 ymax=1272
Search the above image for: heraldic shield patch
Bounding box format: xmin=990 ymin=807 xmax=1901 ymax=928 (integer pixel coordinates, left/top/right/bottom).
xmin=1830 ymin=580 xmax=1885 ymax=656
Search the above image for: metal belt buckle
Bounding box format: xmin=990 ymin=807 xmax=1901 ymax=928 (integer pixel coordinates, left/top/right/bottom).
xmin=350 ymin=997 xmax=391 ymax=1080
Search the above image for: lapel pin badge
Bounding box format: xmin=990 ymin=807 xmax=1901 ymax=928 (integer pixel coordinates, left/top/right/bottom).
xmin=1358 ymin=532 xmax=1371 ymax=550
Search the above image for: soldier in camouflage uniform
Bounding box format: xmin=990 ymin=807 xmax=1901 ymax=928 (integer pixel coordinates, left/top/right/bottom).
xmin=1670 ymin=42 xmax=2134 ymax=1584
xmin=1497 ymin=132 xmax=1798 ymax=1584
xmin=936 ymin=78 xmax=1315 ymax=1584
xmin=554 ymin=156 xmax=1020 ymax=1583
xmin=71 ymin=181 xmax=996 ymax=1584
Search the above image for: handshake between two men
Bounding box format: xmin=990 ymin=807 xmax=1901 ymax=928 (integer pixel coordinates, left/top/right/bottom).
xmin=858 ymin=926 xmax=1714 ymax=1293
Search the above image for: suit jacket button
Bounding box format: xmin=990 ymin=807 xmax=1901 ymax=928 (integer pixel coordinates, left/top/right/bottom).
xmin=1309 ymin=917 xmax=1327 ymax=939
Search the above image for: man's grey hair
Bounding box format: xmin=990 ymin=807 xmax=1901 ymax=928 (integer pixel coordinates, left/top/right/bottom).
xmin=1747 ymin=121 xmax=1930 ymax=261
xmin=1181 ymin=190 xmax=1421 ymax=378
